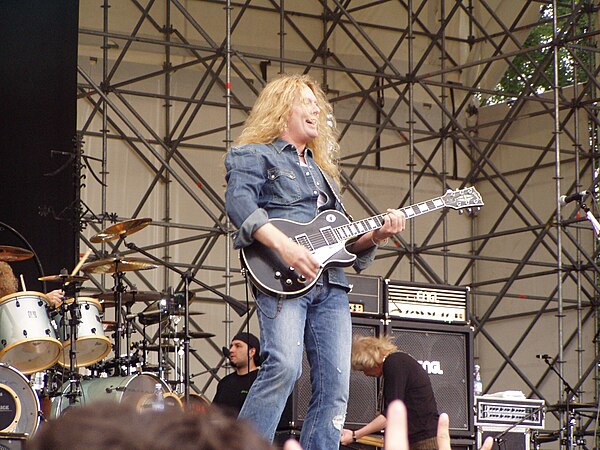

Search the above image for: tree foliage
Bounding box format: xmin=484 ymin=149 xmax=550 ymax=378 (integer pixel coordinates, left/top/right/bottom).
xmin=483 ymin=2 xmax=593 ymax=105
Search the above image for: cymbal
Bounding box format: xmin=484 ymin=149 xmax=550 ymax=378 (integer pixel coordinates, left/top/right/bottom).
xmin=141 ymin=309 xmax=205 ymax=317
xmin=547 ymin=402 xmax=598 ymax=411
xmin=143 ymin=344 xmax=180 ymax=352
xmin=90 ymin=218 xmax=152 ymax=243
xmin=0 ymin=245 xmax=34 ymax=262
xmin=137 ymin=309 xmax=204 ymax=326
xmin=161 ymin=331 xmax=214 ymax=340
xmin=94 ymin=291 xmax=163 ymax=303
xmin=38 ymin=274 xmax=89 ymax=283
xmin=82 ymin=257 xmax=159 ymax=274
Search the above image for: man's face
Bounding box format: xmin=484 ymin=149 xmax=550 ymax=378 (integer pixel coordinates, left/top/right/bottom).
xmin=228 ymin=339 xmax=254 ymax=369
xmin=281 ymin=84 xmax=320 ymax=148
xmin=362 ymin=365 xmax=383 ymax=378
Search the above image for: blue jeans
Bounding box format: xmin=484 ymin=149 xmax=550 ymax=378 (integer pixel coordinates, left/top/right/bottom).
xmin=238 ymin=276 xmax=352 ymax=450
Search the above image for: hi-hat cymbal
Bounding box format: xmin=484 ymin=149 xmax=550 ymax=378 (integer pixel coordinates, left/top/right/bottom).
xmin=90 ymin=218 xmax=152 ymax=243
xmin=39 ymin=274 xmax=89 ymax=284
xmin=94 ymin=290 xmax=163 ymax=303
xmin=82 ymin=257 xmax=159 ymax=274
xmin=141 ymin=309 xmax=205 ymax=317
xmin=143 ymin=344 xmax=180 ymax=352
xmin=0 ymin=245 xmax=34 ymax=262
xmin=162 ymin=331 xmax=214 ymax=339
xmin=137 ymin=309 xmax=204 ymax=326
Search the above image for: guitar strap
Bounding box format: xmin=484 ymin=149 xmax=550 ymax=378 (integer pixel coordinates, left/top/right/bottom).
xmin=270 ymin=141 xmax=354 ymax=221
xmin=315 ymin=163 xmax=354 ymax=222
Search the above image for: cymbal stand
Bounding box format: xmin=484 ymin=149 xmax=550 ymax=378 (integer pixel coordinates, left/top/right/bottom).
xmin=61 ymin=275 xmax=82 ymax=405
xmin=111 ymin=263 xmax=127 ymax=376
xmin=123 ymin=299 xmax=134 ymax=375
xmin=125 ymin=241 xmax=226 ymax=402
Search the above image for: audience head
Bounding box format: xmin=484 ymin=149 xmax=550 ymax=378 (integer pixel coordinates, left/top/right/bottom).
xmin=27 ymin=402 xmax=274 ymax=450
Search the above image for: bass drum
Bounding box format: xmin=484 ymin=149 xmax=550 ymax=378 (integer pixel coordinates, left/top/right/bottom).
xmin=50 ymin=373 xmax=169 ymax=418
xmin=0 ymin=363 xmax=40 ymax=436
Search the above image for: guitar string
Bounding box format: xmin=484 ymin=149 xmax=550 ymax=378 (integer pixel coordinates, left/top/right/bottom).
xmin=289 ymin=192 xmax=468 ymax=250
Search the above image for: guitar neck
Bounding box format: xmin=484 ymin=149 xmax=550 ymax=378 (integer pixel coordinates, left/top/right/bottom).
xmin=335 ymin=195 xmax=447 ymax=240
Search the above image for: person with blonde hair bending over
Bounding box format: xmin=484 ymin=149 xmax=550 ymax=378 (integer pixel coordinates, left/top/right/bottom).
xmin=341 ymin=335 xmax=439 ymax=450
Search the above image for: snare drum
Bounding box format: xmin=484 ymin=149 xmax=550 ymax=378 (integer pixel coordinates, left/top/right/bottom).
xmin=57 ymin=297 xmax=112 ymax=368
xmin=0 ymin=363 xmax=40 ymax=436
xmin=0 ymin=292 xmax=61 ymax=374
xmin=51 ymin=373 xmax=169 ymax=418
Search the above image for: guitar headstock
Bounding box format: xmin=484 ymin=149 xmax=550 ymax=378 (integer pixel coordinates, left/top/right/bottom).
xmin=441 ymin=187 xmax=484 ymax=211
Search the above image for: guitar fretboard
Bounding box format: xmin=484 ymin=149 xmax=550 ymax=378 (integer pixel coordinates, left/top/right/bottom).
xmin=334 ymin=195 xmax=447 ymax=241
xmin=292 ymin=195 xmax=447 ymax=251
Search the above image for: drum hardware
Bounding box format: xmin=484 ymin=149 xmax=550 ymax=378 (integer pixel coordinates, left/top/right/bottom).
xmin=0 ymin=246 xmax=34 ymax=262
xmin=126 ymin=240 xmax=248 ymax=403
xmin=82 ymin=256 xmax=159 ymax=376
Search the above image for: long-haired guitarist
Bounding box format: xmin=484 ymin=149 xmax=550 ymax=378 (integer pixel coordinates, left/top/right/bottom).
xmin=224 ymin=74 xmax=405 ymax=450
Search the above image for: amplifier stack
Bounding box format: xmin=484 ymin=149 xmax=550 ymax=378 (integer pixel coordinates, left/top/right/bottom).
xmin=293 ymin=274 xmax=476 ymax=442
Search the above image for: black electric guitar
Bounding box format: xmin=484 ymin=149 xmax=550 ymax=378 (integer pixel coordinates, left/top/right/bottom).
xmin=240 ymin=187 xmax=483 ymax=298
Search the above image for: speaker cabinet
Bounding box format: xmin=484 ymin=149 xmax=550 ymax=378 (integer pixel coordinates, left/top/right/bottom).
xmin=388 ymin=321 xmax=474 ymax=438
xmin=292 ymin=318 xmax=382 ymax=428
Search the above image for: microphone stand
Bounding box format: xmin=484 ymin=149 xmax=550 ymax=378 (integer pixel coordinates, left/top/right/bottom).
xmin=125 ymin=240 xmax=248 ymax=401
xmin=578 ymin=201 xmax=600 ymax=236
xmin=539 ymin=355 xmax=579 ymax=450
xmin=491 ymin=404 xmax=545 ymax=449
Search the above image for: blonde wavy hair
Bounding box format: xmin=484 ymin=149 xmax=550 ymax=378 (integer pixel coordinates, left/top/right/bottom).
xmin=351 ymin=335 xmax=399 ymax=371
xmin=0 ymin=262 xmax=18 ymax=298
xmin=235 ymin=74 xmax=341 ymax=185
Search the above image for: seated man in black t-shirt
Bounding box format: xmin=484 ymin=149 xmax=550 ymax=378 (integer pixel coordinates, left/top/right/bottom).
xmin=213 ymin=332 xmax=262 ymax=414
xmin=340 ymin=335 xmax=439 ymax=450
xmin=213 ymin=332 xmax=293 ymax=432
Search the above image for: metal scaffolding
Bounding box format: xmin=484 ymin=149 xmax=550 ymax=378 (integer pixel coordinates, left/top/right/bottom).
xmin=76 ymin=0 xmax=600 ymax=446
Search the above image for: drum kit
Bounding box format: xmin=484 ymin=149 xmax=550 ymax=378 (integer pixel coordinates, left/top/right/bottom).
xmin=0 ymin=219 xmax=214 ymax=439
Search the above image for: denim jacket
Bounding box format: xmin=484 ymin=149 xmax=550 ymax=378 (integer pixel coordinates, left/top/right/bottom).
xmin=224 ymin=138 xmax=376 ymax=290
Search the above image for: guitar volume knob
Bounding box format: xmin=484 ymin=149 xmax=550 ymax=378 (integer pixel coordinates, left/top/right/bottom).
xmin=298 ymin=275 xmax=306 ymax=284
xmin=285 ymin=279 xmax=293 ymax=286
xmin=274 ymin=271 xmax=282 ymax=279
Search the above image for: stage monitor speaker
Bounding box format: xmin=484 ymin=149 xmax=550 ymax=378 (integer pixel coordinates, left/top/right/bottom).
xmin=388 ymin=321 xmax=474 ymax=438
xmin=292 ymin=318 xmax=382 ymax=429
xmin=478 ymin=429 xmax=529 ymax=450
